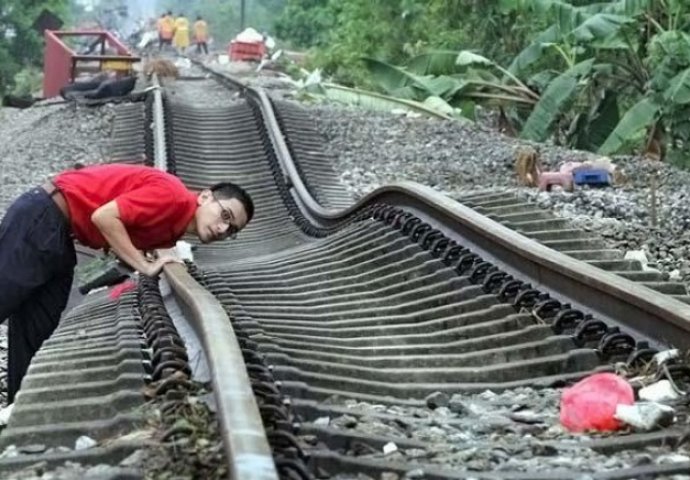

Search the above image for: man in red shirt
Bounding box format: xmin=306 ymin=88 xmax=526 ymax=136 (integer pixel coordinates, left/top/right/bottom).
xmin=0 ymin=163 xmax=254 ymax=404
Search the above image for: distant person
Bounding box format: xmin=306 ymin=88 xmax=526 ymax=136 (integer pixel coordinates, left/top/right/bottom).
xmin=194 ymin=15 xmax=209 ymax=55
xmin=173 ymin=13 xmax=190 ymax=55
xmin=158 ymin=11 xmax=174 ymax=50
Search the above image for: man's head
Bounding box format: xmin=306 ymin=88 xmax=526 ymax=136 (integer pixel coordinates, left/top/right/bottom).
xmin=194 ymin=182 xmax=254 ymax=243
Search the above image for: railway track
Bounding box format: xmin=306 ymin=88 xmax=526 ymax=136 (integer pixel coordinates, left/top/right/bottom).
xmin=2 ymin=62 xmax=690 ymax=478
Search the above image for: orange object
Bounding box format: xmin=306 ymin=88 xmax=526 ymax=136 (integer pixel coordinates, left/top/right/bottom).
xmin=160 ymin=15 xmax=175 ymax=40
xmin=194 ymin=20 xmax=208 ymax=43
xmin=560 ymin=373 xmax=634 ymax=432
xmin=229 ymin=41 xmax=266 ymax=62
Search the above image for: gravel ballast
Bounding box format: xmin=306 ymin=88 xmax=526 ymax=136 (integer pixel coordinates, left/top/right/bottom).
xmin=0 ymin=103 xmax=114 ymax=213
xmin=300 ymin=102 xmax=690 ymax=284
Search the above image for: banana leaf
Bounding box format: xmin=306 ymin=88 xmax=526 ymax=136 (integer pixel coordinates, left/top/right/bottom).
xmin=592 ymin=0 xmax=650 ymax=16
xmin=361 ymin=57 xmax=428 ymax=95
xmin=319 ymin=83 xmax=454 ymax=120
xmin=407 ymin=50 xmax=461 ymax=76
xmin=361 ymin=56 xmax=464 ymax=100
xmin=598 ymin=97 xmax=660 ymax=154
xmin=520 ymin=59 xmax=594 ymax=141
xmin=508 ymin=25 xmax=560 ymax=76
xmin=570 ymin=13 xmax=632 ymax=42
xmin=664 ymin=67 xmax=690 ymax=104
xmin=425 ymin=75 xmax=465 ymax=98
xmin=456 ymin=51 xmax=495 ymax=68
xmin=422 ymin=96 xmax=456 ymax=116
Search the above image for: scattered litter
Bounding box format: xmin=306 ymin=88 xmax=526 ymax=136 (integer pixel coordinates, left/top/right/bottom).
xmin=313 ymin=416 xmax=330 ymax=427
xmin=615 ymin=402 xmax=675 ymax=431
xmin=383 ymin=441 xmax=398 ymax=455
xmin=0 ymin=445 xmax=18 ymax=459
xmin=560 ymin=373 xmax=634 ymax=432
xmin=624 ymin=250 xmax=649 ymax=269
xmin=0 ymin=403 xmax=14 ymax=427
xmin=653 ymin=349 xmax=680 ymax=366
xmin=175 ymin=240 xmax=194 ymax=262
xmin=75 ymin=435 xmax=98 ymax=450
xmin=509 ymin=410 xmax=545 ymax=424
xmin=235 ymin=27 xmax=264 ymax=43
xmin=108 ymin=279 xmax=136 ymax=300
xmin=639 ymin=380 xmax=681 ymax=403
xmin=174 ymin=58 xmax=192 ymax=69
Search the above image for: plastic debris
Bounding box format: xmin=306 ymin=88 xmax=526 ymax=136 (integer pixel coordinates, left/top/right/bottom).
xmin=0 ymin=403 xmax=14 ymax=427
xmin=383 ymin=442 xmax=398 ymax=455
xmin=108 ymin=279 xmax=137 ymax=300
xmin=75 ymin=435 xmax=98 ymax=450
xmin=313 ymin=416 xmax=330 ymax=427
xmin=624 ymin=250 xmax=649 ymax=269
xmin=639 ymin=380 xmax=681 ymax=403
xmin=653 ymin=349 xmax=680 ymax=366
xmin=235 ymin=27 xmax=263 ymax=43
xmin=560 ymin=373 xmax=634 ymax=432
xmin=615 ymin=402 xmax=675 ymax=431
xmin=175 ymin=241 xmax=194 ymax=262
xmin=0 ymin=445 xmax=18 ymax=459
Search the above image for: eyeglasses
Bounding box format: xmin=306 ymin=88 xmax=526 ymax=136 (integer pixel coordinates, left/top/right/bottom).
xmin=212 ymin=193 xmax=240 ymax=240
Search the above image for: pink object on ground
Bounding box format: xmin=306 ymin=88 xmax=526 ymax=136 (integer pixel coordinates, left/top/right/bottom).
xmin=559 ymin=162 xmax=585 ymax=175
xmin=538 ymin=171 xmax=574 ymax=192
xmin=560 ymin=373 xmax=634 ymax=432
xmin=109 ymin=279 xmax=136 ymax=300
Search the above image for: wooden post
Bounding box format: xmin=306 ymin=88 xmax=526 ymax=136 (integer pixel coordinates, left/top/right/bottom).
xmin=650 ymin=169 xmax=658 ymax=228
xmin=240 ymin=0 xmax=246 ymax=31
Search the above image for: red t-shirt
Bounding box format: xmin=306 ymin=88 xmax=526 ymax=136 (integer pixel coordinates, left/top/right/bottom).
xmin=54 ymin=164 xmax=197 ymax=250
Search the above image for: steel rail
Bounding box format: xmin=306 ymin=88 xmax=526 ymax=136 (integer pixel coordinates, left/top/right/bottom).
xmin=149 ymin=75 xmax=279 ymax=480
xmin=194 ymin=62 xmax=690 ymax=349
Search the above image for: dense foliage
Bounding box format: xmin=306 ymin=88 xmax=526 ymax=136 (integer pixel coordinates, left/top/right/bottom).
xmin=0 ymin=0 xmax=68 ymax=97
xmin=276 ymin=0 xmax=690 ymax=163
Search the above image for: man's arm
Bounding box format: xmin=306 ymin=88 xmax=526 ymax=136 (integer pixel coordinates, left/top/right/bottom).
xmin=91 ymin=200 xmax=178 ymax=277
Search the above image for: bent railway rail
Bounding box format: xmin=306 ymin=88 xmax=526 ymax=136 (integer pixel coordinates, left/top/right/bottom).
xmin=2 ymin=63 xmax=690 ymax=479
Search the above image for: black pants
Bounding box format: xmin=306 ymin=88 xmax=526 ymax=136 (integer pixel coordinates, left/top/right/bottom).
xmin=196 ymin=42 xmax=208 ymax=54
xmin=0 ymin=188 xmax=75 ymax=403
xmin=159 ymin=37 xmax=172 ymax=50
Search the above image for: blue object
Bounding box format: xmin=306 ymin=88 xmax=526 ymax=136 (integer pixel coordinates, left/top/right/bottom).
xmin=573 ymin=168 xmax=611 ymax=186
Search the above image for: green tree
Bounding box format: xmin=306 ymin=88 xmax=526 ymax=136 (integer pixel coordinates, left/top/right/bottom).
xmin=0 ymin=0 xmax=68 ymax=96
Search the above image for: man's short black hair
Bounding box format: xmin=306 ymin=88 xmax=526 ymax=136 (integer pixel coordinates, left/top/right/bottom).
xmin=210 ymin=182 xmax=254 ymax=224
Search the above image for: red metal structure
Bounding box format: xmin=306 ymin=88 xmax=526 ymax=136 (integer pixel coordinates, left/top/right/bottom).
xmin=43 ymin=30 xmax=140 ymax=98
xmin=229 ymin=41 xmax=266 ymax=62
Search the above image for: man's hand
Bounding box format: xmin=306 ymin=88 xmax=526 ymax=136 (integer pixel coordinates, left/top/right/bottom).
xmin=92 ymin=201 xmax=182 ymax=277
xmin=141 ymin=256 xmax=183 ymax=277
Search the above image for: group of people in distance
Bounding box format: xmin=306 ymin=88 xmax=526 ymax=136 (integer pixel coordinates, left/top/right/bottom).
xmin=157 ymin=11 xmax=209 ymax=55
